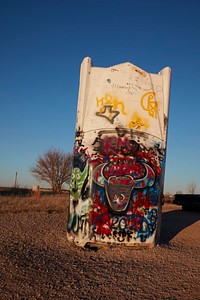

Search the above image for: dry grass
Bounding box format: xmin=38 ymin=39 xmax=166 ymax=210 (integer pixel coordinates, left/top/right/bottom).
xmin=0 ymin=194 xmax=69 ymax=213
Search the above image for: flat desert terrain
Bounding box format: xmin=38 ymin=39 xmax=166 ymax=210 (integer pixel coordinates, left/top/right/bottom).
xmin=0 ymin=195 xmax=200 ymax=300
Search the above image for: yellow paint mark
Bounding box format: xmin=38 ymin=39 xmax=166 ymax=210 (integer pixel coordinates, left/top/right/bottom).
xmin=99 ymin=107 xmax=104 ymax=113
xmin=140 ymin=92 xmax=158 ymax=119
xmin=128 ymin=112 xmax=149 ymax=130
xmin=96 ymin=93 xmax=127 ymax=115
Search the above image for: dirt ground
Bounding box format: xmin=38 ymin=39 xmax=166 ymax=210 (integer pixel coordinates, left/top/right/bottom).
xmin=0 ymin=196 xmax=200 ymax=300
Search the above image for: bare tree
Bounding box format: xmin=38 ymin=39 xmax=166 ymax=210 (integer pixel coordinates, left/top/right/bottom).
xmin=188 ymin=182 xmax=196 ymax=194
xmin=31 ymin=149 xmax=73 ymax=193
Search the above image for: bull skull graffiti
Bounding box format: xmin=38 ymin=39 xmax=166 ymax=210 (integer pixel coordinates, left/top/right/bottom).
xmin=93 ymin=161 xmax=155 ymax=214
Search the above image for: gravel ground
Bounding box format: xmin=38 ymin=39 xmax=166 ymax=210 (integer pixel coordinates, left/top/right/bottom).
xmin=0 ymin=198 xmax=200 ymax=300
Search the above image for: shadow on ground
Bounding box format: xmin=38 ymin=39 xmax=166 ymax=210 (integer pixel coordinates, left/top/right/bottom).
xmin=160 ymin=209 xmax=200 ymax=244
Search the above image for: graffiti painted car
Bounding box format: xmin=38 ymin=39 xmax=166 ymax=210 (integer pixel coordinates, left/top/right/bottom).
xmin=67 ymin=57 xmax=171 ymax=248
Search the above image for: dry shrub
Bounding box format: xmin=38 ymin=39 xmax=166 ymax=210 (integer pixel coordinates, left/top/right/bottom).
xmin=0 ymin=194 xmax=69 ymax=213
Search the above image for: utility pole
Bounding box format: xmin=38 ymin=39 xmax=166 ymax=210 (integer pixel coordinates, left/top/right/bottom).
xmin=14 ymin=172 xmax=18 ymax=188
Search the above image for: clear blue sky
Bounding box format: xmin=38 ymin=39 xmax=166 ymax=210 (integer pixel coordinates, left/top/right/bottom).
xmin=0 ymin=0 xmax=200 ymax=194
